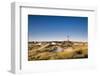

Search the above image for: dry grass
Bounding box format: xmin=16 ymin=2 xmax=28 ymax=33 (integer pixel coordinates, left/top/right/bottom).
xmin=28 ymin=42 xmax=88 ymax=61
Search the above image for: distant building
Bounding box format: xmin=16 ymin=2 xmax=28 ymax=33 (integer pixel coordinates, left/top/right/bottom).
xmin=51 ymin=42 xmax=56 ymax=45
xmin=37 ymin=42 xmax=42 ymax=45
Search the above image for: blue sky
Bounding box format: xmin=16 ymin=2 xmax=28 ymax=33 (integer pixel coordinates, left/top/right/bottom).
xmin=28 ymin=15 xmax=88 ymax=42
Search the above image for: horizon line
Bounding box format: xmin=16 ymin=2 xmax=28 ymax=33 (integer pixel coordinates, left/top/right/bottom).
xmin=28 ymin=40 xmax=88 ymax=42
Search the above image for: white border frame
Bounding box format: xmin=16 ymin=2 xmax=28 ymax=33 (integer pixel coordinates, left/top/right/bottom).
xmin=11 ymin=2 xmax=97 ymax=74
